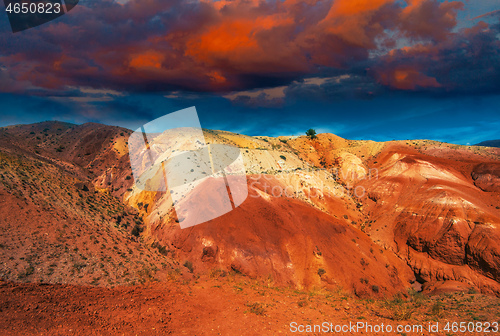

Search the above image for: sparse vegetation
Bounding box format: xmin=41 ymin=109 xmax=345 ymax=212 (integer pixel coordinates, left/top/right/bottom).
xmin=18 ymin=265 xmax=35 ymax=279
xmin=297 ymin=299 xmax=308 ymax=308
xmin=151 ymin=242 xmax=169 ymax=256
xmin=183 ymin=261 xmax=194 ymax=273
xmin=430 ymin=301 xmax=444 ymax=318
xmin=131 ymin=224 xmax=143 ymax=237
xmin=247 ymin=302 xmax=266 ymax=315
xmin=383 ymin=296 xmax=414 ymax=321
xmin=209 ymin=269 xmax=227 ymax=279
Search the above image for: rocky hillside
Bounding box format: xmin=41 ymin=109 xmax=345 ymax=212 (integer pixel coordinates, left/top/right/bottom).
xmin=124 ymin=128 xmax=500 ymax=296
xmin=0 ymin=122 xmax=177 ymax=287
xmin=1 ymin=121 xmax=500 ymax=297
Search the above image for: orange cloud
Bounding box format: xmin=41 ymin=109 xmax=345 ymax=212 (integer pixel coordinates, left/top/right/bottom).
xmin=377 ymin=67 xmax=441 ymax=90
xmin=327 ymin=0 xmax=393 ymax=16
xmin=185 ymin=20 xmax=259 ymax=63
xmin=129 ymin=51 xmax=164 ymax=69
xmin=183 ymin=12 xmax=297 ymax=74
xmin=399 ymin=0 xmax=464 ymax=42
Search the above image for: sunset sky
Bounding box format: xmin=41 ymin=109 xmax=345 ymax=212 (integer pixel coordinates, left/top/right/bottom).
xmin=0 ymin=0 xmax=499 ymax=144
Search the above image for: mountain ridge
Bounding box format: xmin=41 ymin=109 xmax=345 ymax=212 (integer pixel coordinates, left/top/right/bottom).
xmin=476 ymin=140 xmax=500 ymax=148
xmin=0 ymin=121 xmax=500 ymax=297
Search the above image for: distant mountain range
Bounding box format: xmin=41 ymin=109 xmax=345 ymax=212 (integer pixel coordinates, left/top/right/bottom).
xmin=476 ymin=140 xmax=500 ymax=148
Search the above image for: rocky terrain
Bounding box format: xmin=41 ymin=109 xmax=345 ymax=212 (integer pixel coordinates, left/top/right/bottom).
xmin=0 ymin=121 xmax=499 ymax=334
xmin=126 ymin=127 xmax=500 ymax=296
xmin=0 ymin=121 xmax=177 ymax=287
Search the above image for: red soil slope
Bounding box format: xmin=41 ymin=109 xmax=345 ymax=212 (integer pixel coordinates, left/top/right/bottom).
xmin=1 ymin=275 xmax=499 ymax=336
xmin=356 ymin=144 xmax=500 ymax=295
xmin=144 ymin=175 xmax=413 ymax=297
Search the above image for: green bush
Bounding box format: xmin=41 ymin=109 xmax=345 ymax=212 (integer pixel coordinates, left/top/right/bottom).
xmin=306 ymin=129 xmax=317 ymax=139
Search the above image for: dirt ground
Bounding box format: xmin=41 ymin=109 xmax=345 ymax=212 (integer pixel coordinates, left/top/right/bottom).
xmin=1 ymin=274 xmax=499 ymax=335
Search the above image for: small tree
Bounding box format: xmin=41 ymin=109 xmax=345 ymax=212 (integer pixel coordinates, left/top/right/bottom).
xmin=306 ymin=128 xmax=317 ymax=139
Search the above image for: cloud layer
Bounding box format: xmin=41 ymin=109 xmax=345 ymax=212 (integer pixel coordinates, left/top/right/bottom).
xmin=0 ymin=0 xmax=498 ymax=98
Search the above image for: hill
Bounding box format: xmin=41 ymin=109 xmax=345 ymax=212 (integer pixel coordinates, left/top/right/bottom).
xmin=476 ymin=140 xmax=500 ymax=148
xmin=0 ymin=122 xmax=178 ymax=286
xmin=1 ymin=121 xmax=500 ymax=297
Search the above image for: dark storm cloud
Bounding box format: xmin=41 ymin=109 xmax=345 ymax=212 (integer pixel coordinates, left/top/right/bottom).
xmin=1 ymin=0 xmax=496 ymax=96
xmin=372 ymin=19 xmax=500 ymax=94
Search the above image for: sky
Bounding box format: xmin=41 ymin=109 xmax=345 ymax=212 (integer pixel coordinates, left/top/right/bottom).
xmin=0 ymin=0 xmax=499 ymax=144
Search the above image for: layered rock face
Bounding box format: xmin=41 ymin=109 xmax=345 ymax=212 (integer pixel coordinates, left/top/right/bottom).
xmin=127 ymin=131 xmax=500 ymax=296
xmin=356 ymin=145 xmax=500 ymax=295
